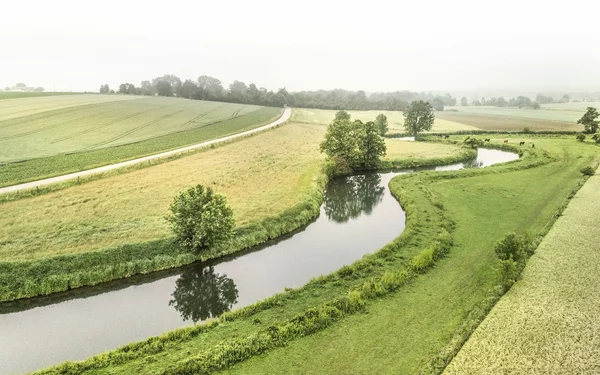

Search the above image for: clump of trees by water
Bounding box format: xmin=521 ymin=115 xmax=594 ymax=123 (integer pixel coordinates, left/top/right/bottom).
xmin=100 ymin=74 xmax=457 ymax=110
xmin=320 ymin=111 xmax=387 ymax=175
xmin=166 ymin=185 xmax=235 ymax=252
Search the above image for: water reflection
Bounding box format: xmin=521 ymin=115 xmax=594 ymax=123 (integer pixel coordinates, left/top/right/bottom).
xmin=323 ymin=173 xmax=385 ymax=223
xmin=169 ymin=265 xmax=239 ymax=323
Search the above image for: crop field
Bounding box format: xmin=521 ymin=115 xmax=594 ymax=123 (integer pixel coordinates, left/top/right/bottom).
xmin=291 ymin=108 xmax=478 ymax=133
xmin=0 ymin=98 xmax=282 ymax=187
xmin=34 ymin=136 xmax=600 ymax=375
xmin=0 ymin=92 xmax=78 ymax=101
xmin=0 ymin=94 xmax=140 ymax=122
xmin=0 ymin=122 xmax=465 ymax=262
xmin=444 ymin=169 xmax=600 ymax=374
xmin=0 ymin=96 xmax=266 ymax=162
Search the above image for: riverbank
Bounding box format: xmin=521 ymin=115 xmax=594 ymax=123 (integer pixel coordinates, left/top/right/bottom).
xmin=34 ymin=136 xmax=600 ymax=375
xmin=0 ymin=125 xmax=472 ymax=303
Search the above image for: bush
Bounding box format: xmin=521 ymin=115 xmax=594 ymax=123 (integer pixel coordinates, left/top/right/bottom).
xmin=463 ymin=137 xmax=484 ymax=149
xmin=166 ymin=185 xmax=235 ymax=251
xmin=494 ymin=232 xmax=530 ymax=263
xmin=576 ymin=133 xmax=586 ymax=142
xmin=522 ymin=127 xmax=532 ymax=133
xmin=580 ymin=166 xmax=596 ymax=176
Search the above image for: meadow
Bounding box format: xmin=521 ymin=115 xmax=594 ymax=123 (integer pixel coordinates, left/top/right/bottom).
xmin=444 ymin=168 xmax=600 ymax=374
xmin=0 ymin=120 xmax=469 ymax=302
xmin=291 ymin=108 xmax=478 ymax=133
xmin=0 ymin=98 xmax=282 ymax=187
xmin=34 ymin=136 xmax=600 ymax=375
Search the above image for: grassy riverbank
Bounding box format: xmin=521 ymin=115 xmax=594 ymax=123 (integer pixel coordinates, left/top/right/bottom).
xmin=34 ymin=136 xmax=600 ymax=374
xmin=444 ymin=166 xmax=600 ymax=374
xmin=0 ymin=122 xmax=470 ymax=301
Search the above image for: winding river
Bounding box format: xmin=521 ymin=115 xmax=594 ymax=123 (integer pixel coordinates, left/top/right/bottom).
xmin=0 ymin=148 xmax=518 ymax=375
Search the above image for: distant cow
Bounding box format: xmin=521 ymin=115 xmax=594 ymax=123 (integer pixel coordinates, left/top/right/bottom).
xmin=504 ymin=140 xmax=509 ymax=144
xmin=444 ymin=135 xmax=450 ymax=139
xmin=519 ymin=141 xmax=525 ymax=146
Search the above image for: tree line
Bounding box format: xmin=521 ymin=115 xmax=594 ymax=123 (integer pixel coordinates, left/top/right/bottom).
xmin=99 ymin=75 xmax=457 ymax=110
xmin=459 ymin=93 xmax=574 ymax=109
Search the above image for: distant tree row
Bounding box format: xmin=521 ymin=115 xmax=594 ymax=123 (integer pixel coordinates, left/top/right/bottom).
xmin=459 ymin=93 xmax=572 ymax=109
xmin=100 ymin=75 xmax=457 ymax=110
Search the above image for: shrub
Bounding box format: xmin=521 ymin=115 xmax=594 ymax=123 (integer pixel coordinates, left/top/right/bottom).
xmin=463 ymin=137 xmax=485 ymax=149
xmin=166 ymin=185 xmax=235 ymax=251
xmin=494 ymin=232 xmax=530 ymax=263
xmin=580 ymin=166 xmax=596 ymax=176
xmin=576 ymin=133 xmax=586 ymax=142
xmin=522 ymin=126 xmax=532 ymax=133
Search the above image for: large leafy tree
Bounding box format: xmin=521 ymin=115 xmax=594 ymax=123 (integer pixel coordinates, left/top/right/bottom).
xmin=320 ymin=114 xmax=359 ymax=172
xmin=577 ymin=107 xmax=599 ymax=134
xmin=358 ymin=121 xmax=387 ymax=169
xmin=166 ymin=185 xmax=235 ymax=251
xmin=156 ymin=81 xmax=173 ymax=97
xmin=403 ymin=100 xmax=435 ymax=137
xmin=375 ymin=114 xmax=388 ymax=136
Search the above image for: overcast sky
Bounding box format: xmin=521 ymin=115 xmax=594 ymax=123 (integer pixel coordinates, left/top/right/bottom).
xmin=2 ymin=0 xmax=599 ymax=94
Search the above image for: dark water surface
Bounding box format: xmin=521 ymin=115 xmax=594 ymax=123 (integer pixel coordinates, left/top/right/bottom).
xmin=0 ymin=148 xmax=518 ymax=374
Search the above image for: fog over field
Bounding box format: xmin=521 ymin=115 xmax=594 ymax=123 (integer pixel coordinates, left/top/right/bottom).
xmin=2 ymin=0 xmax=599 ymax=94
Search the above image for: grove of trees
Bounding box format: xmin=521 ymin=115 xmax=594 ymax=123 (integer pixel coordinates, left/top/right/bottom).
xmin=105 ymin=73 xmax=458 ymax=110
xmin=320 ymin=111 xmax=387 ymax=175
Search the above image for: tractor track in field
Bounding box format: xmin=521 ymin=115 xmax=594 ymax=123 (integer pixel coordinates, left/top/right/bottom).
xmin=82 ymin=109 xmax=186 ymax=150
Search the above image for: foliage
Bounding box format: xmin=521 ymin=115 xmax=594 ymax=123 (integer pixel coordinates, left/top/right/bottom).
xmin=320 ymin=112 xmax=386 ymax=173
xmin=577 ymin=106 xmax=599 ymax=133
xmin=99 ymin=84 xmax=110 ymax=94
xmin=375 ymin=113 xmax=388 ymax=136
xmin=576 ymin=133 xmax=586 ymax=142
xmin=403 ymin=100 xmax=435 ymax=137
xmin=463 ymin=136 xmax=484 ymax=148
xmin=593 ymin=132 xmax=600 ymax=143
xmin=167 ymin=185 xmax=235 ymax=251
xmin=580 ymin=165 xmax=595 ymax=176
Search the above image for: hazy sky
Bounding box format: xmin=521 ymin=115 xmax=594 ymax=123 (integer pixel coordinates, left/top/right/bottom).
xmin=2 ymin=0 xmax=599 ymax=94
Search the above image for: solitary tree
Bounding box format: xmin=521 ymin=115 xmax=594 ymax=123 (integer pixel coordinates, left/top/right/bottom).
xmin=375 ymin=113 xmax=388 ymax=136
xmin=460 ymin=97 xmax=468 ymax=106
xmin=99 ymin=84 xmax=110 ymax=94
xmin=166 ymin=185 xmax=235 ymax=251
xmin=334 ymin=110 xmax=351 ymax=121
xmin=403 ymin=100 xmax=435 ymax=137
xmin=577 ymin=107 xmax=599 ymax=134
xmin=431 ymin=98 xmax=444 ymax=111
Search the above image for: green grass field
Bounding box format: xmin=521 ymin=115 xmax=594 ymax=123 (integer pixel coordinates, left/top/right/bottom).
xmin=291 ymin=108 xmax=478 ymax=133
xmin=0 ymin=97 xmax=282 ymax=187
xmin=0 ymin=92 xmax=78 ymax=101
xmin=35 ymin=136 xmax=600 ymax=375
xmin=444 ymin=168 xmax=600 ymax=374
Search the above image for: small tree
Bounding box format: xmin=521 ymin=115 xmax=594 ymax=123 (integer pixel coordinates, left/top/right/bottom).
xmin=375 ymin=113 xmax=388 ymax=136
xmin=167 ymin=185 xmax=235 ymax=251
xmin=403 ymin=100 xmax=435 ymax=137
xmin=460 ymin=97 xmax=468 ymax=106
xmin=334 ymin=110 xmax=351 ymax=121
xmin=577 ymin=107 xmax=599 ymax=134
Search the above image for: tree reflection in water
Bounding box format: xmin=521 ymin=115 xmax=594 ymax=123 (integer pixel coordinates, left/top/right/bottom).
xmin=323 ymin=173 xmax=385 ymax=223
xmin=169 ymin=265 xmax=239 ymax=323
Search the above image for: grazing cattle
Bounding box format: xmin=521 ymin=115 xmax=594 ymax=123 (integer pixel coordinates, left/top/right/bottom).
xmin=484 ymin=138 xmax=490 ymax=142
xmin=519 ymin=141 xmax=525 ymax=146
xmin=444 ymin=135 xmax=450 ymax=139
xmin=532 ymin=143 xmax=535 ymax=148
xmin=504 ymin=140 xmax=508 ymax=143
